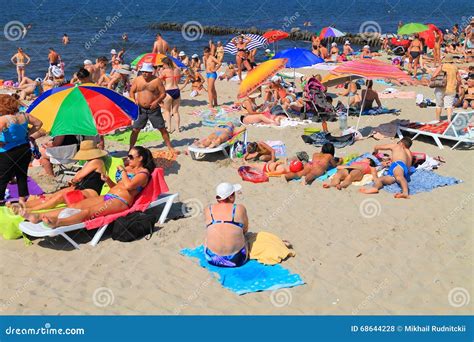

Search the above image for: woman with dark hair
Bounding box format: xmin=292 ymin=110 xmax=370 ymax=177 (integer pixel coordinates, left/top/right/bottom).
xmin=159 ymin=57 xmax=181 ymax=132
xmin=0 ymin=94 xmax=43 ymax=205
xmin=25 ymin=146 xmax=155 ymax=227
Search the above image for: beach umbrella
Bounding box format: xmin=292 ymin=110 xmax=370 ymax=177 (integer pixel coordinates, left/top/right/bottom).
xmin=418 ymin=24 xmax=443 ymax=49
xmin=263 ymin=30 xmax=289 ymax=43
xmin=170 ymin=56 xmax=186 ymax=68
xmin=26 ymin=84 xmax=138 ymax=137
xmin=273 ymin=48 xmax=324 ymax=68
xmin=237 ymin=58 xmax=288 ymax=98
xmin=397 ymin=23 xmax=429 ymax=36
xmin=319 ymin=26 xmax=345 ymax=40
xmin=332 ymin=59 xmax=411 ymax=129
xmin=321 ymin=73 xmax=362 ymax=88
xmin=224 ymin=34 xmax=267 ymax=55
xmin=130 ymin=53 xmax=167 ymax=68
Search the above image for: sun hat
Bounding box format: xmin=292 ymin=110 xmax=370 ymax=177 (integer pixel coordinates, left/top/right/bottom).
xmin=192 ymin=54 xmax=199 ymax=58
xmin=84 ymin=59 xmax=93 ymax=65
xmin=73 ymin=140 xmax=107 ymax=161
xmin=179 ymin=51 xmax=186 ymax=56
xmin=215 ymin=182 xmax=242 ymax=200
xmin=444 ymin=54 xmax=454 ymax=63
xmin=117 ymin=64 xmax=132 ymax=74
xmin=110 ymin=49 xmax=117 ymax=54
xmin=139 ymin=62 xmax=155 ymax=73
xmin=344 ymin=40 xmax=350 ymax=45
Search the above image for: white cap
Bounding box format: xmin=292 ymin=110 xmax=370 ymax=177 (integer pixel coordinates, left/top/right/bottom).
xmin=110 ymin=49 xmax=117 ymax=54
xmin=265 ymin=49 xmax=271 ymax=53
xmin=271 ymin=75 xmax=281 ymax=83
xmin=363 ymin=45 xmax=370 ymax=49
xmin=192 ymin=54 xmax=199 ymax=58
xmin=139 ymin=62 xmax=154 ymax=73
xmin=331 ymin=42 xmax=337 ymax=46
xmin=215 ymin=182 xmax=242 ymax=200
xmin=179 ymin=51 xmax=185 ymax=56
xmin=288 ymin=87 xmax=294 ymax=92
xmin=344 ymin=40 xmax=350 ymax=45
xmin=84 ymin=59 xmax=93 ymax=65
xmin=35 ymin=77 xmax=42 ymax=83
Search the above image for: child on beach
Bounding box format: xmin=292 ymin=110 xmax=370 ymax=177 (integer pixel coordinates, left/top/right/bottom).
xmin=244 ymin=141 xmax=275 ymax=162
xmin=194 ymin=122 xmax=238 ymax=148
xmin=285 ymin=143 xmax=340 ymax=185
xmin=360 ymin=137 xmax=413 ymax=199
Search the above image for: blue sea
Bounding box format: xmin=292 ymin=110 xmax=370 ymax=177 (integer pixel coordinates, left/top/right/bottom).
xmin=0 ymin=0 xmax=472 ymax=79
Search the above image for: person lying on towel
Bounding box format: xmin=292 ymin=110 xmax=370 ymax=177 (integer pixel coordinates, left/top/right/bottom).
xmin=360 ymin=137 xmax=413 ymax=199
xmin=193 ymin=122 xmax=241 ymax=148
xmin=244 ymin=141 xmax=275 ymax=162
xmin=23 ymin=146 xmax=155 ymax=227
xmin=244 ymin=159 xmax=302 ymax=177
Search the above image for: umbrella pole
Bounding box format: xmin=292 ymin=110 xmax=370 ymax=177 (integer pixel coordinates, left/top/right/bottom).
xmin=356 ymin=83 xmax=368 ymax=130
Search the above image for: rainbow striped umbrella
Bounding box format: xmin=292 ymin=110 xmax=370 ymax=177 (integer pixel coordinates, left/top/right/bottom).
xmin=238 ymin=58 xmax=287 ymax=98
xmin=131 ymin=53 xmax=167 ymax=68
xmin=319 ymin=27 xmax=345 ymax=39
xmin=331 ymin=59 xmax=411 ymax=81
xmin=27 ymin=83 xmax=138 ymax=137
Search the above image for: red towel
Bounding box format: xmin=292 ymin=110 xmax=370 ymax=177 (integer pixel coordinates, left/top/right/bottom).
xmin=84 ymin=168 xmax=169 ymax=230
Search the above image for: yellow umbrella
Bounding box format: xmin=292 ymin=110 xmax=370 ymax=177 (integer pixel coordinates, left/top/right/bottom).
xmin=237 ymin=58 xmax=288 ymax=98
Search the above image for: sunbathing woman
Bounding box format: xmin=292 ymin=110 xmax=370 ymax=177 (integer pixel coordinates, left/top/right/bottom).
xmin=244 ymin=141 xmax=275 ymax=162
xmin=24 ymin=146 xmax=154 ymax=228
xmin=323 ymin=155 xmax=380 ymax=190
xmin=284 ymin=143 xmax=339 ymax=184
xmin=24 ymin=141 xmax=107 ymax=212
xmin=240 ymin=92 xmax=286 ymax=126
xmin=194 ymin=122 xmax=237 ymax=148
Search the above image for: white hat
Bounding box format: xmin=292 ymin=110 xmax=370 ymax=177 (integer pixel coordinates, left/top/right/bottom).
xmin=110 ymin=49 xmax=117 ymax=54
xmin=344 ymin=40 xmax=350 ymax=45
xmin=215 ymin=182 xmax=242 ymax=200
xmin=271 ymin=75 xmax=281 ymax=83
xmin=192 ymin=54 xmax=199 ymax=58
xmin=139 ymin=62 xmax=154 ymax=73
xmin=363 ymin=45 xmax=370 ymax=49
xmin=117 ymin=64 xmax=132 ymax=75
xmin=84 ymin=59 xmax=93 ymax=65
xmin=265 ymin=49 xmax=271 ymax=53
xmin=35 ymin=77 xmax=42 ymax=83
xmin=331 ymin=42 xmax=337 ymax=47
xmin=179 ymin=51 xmax=186 ymax=56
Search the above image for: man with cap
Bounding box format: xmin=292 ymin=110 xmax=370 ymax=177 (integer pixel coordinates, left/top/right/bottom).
xmin=129 ymin=62 xmax=176 ymax=154
xmin=203 ymin=182 xmax=249 ymax=268
xmin=152 ymin=33 xmax=170 ymax=54
xmin=343 ymin=40 xmax=354 ymax=55
xmin=431 ymin=54 xmax=461 ymax=122
xmin=178 ymin=51 xmax=190 ymax=66
xmin=107 ymin=64 xmax=132 ymax=95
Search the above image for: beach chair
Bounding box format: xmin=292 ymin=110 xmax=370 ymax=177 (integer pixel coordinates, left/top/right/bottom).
xmin=46 ymin=144 xmax=81 ymax=184
xmin=19 ymin=169 xmax=178 ymax=249
xmin=397 ymin=111 xmax=474 ymax=150
xmin=188 ymin=128 xmax=247 ymax=160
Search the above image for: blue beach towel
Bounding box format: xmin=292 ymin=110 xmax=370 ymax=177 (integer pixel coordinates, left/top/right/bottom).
xmin=361 ymin=107 xmax=400 ymax=116
xmin=180 ymin=245 xmax=304 ymax=295
xmin=382 ymin=169 xmax=461 ymax=195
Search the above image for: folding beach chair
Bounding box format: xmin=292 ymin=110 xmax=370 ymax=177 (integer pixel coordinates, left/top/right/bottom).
xmin=188 ymin=128 xmax=247 ymax=160
xmin=46 ymin=144 xmax=81 ymax=184
xmin=397 ymin=111 xmax=474 ymax=149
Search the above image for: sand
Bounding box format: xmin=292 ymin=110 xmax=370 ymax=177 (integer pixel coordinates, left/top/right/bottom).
xmin=0 ymin=56 xmax=473 ymax=315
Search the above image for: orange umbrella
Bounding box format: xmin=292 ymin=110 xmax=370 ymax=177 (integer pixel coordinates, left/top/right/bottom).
xmin=237 ymin=58 xmax=288 ymax=98
xmin=263 ymin=30 xmax=289 ymax=43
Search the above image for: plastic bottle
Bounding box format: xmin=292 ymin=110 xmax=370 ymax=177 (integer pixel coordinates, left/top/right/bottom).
xmin=339 ymin=113 xmax=347 ymax=131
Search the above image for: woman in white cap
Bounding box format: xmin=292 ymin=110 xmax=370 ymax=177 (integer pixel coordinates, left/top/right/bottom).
xmin=204 ymin=182 xmax=249 ymax=267
xmin=190 ymin=54 xmax=201 ymax=72
xmin=329 ymin=42 xmax=339 ymax=62
xmin=343 ymin=40 xmax=353 ymax=55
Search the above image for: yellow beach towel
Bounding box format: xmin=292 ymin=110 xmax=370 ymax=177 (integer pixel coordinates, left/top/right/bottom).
xmin=248 ymin=231 xmax=295 ymax=265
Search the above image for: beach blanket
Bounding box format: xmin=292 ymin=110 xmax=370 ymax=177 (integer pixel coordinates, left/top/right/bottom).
xmin=106 ymin=130 xmax=163 ymax=145
xmin=265 ymin=141 xmax=287 ymax=158
xmin=6 ymin=177 xmax=43 ymax=201
xmin=381 ymin=170 xmax=461 ymax=195
xmin=180 ymin=245 xmax=304 ymax=295
xmin=302 ymin=132 xmax=355 ymax=149
xmin=354 ymin=107 xmax=401 ymax=116
xmin=201 ymin=111 xmax=242 ymax=127
xmin=252 ymin=118 xmax=310 ymax=128
xmin=379 ymin=91 xmax=416 ymax=99
xmin=191 ymin=105 xmax=241 ymax=117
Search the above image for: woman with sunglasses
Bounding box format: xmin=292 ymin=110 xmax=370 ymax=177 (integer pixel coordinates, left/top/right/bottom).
xmin=24 ymin=146 xmax=155 ymax=228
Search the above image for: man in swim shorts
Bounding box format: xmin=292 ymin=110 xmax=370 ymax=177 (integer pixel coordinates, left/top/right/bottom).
xmin=360 ymin=137 xmax=413 ymax=199
xmin=129 ymin=63 xmax=176 ymax=155
xmin=203 ymin=46 xmax=221 ymax=108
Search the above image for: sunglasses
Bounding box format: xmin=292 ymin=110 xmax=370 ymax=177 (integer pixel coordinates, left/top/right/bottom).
xmin=127 ymin=154 xmax=136 ymax=160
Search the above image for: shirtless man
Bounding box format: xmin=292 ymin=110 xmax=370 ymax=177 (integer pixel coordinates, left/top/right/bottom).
xmin=343 ymin=40 xmax=354 ymax=55
xmin=360 ymin=80 xmax=382 ymax=110
xmin=203 ymin=47 xmax=221 ymax=108
xmin=129 ymin=63 xmax=175 ymax=154
xmin=83 ymin=60 xmax=97 ymax=83
xmin=360 ymin=137 xmax=413 ymax=199
xmin=152 ymin=33 xmax=170 ymax=54
xmin=47 ymin=48 xmax=60 ymax=77
xmin=318 ymin=44 xmax=329 ymax=60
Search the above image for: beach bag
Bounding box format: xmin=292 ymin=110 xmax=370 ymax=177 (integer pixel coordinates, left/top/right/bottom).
xmin=111 ymin=211 xmax=156 ymax=242
xmin=238 ymin=166 xmax=268 ymax=183
xmin=429 ymin=71 xmax=446 ymax=88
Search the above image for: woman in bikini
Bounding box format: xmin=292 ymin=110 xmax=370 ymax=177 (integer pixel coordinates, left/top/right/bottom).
xmin=24 ymin=146 xmax=154 ymax=228
xmin=241 ymin=92 xmax=286 ymax=126
xmin=180 ymin=69 xmax=206 ymax=97
xmin=408 ymin=35 xmax=423 ymax=76
xmin=194 ymin=122 xmax=238 ymax=148
xmin=323 ymin=156 xmax=379 ymax=190
xmin=232 ymin=35 xmax=253 ymax=82
xmin=10 ymin=48 xmax=30 ymax=83
xmin=159 ymin=57 xmax=182 ymax=133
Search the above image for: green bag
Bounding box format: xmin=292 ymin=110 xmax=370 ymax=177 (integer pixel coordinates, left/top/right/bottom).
xmin=0 ymin=207 xmax=25 ymax=240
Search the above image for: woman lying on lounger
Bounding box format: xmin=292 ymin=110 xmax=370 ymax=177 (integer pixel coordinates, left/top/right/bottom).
xmin=24 ymin=146 xmax=155 ymax=228
xmin=240 ymin=92 xmax=286 ymax=126
xmin=24 ymin=140 xmax=107 ymax=212
xmin=193 ymin=122 xmax=243 ymax=148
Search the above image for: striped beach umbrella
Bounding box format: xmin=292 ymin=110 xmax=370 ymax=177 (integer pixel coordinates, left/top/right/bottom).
xmin=131 ymin=53 xmax=167 ymax=68
xmin=331 ymin=59 xmax=411 ymax=81
xmin=238 ymin=58 xmax=288 ymax=98
xmin=319 ymin=27 xmax=345 ymax=39
xmin=397 ymin=23 xmax=429 ymax=36
xmin=224 ymin=34 xmax=267 ymax=55
xmin=27 ymin=83 xmax=138 ymax=136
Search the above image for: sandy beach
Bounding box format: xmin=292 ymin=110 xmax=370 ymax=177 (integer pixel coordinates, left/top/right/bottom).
xmin=0 ymin=54 xmax=472 ymax=316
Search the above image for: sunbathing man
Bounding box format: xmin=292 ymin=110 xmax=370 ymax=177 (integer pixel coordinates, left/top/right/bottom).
xmin=24 ymin=146 xmax=155 ymax=227
xmin=194 ymin=122 xmax=238 ymax=148
xmin=360 ymin=137 xmax=413 ymax=199
xmin=360 ymin=80 xmax=382 ymax=111
xmin=285 ymin=143 xmax=340 ymax=185
xmin=323 ymin=155 xmax=381 ymax=190
xmin=244 ymin=141 xmax=275 ymax=162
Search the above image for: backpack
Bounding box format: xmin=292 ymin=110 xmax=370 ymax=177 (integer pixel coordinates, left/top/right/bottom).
xmin=110 ymin=211 xmax=156 ymax=242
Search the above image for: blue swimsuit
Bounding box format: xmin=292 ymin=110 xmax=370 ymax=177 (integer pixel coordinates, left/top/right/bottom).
xmin=104 ymin=170 xmax=149 ymax=207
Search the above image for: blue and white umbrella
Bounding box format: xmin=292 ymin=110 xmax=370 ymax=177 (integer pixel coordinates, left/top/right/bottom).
xmin=224 ymin=34 xmax=267 ymax=55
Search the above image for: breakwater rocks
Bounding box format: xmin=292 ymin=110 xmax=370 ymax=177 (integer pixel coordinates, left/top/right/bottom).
xmin=150 ymin=22 xmax=382 ymax=47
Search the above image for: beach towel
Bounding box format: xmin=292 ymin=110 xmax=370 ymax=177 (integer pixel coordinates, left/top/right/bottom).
xmin=247 ymin=232 xmax=295 ymax=265
xmin=180 ymin=245 xmax=304 ymax=295
xmin=265 ymin=141 xmax=287 ymax=158
xmin=302 ymin=132 xmax=355 ymax=149
xmin=105 ymin=130 xmax=163 ymax=145
xmin=357 ymin=107 xmax=401 ymax=116
xmin=379 ymin=91 xmax=416 ymax=99
xmin=6 ymin=177 xmax=43 ymax=201
xmin=191 ymin=105 xmax=241 ymax=117
xmin=381 ymin=169 xmax=461 ymax=195
xmin=84 ymin=168 xmax=169 ymax=229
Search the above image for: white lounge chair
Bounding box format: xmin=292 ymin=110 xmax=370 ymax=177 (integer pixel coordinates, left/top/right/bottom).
xmin=397 ymin=111 xmax=474 ymax=150
xmin=19 ymin=193 xmax=179 ymax=249
xmin=188 ymin=128 xmax=247 ymax=160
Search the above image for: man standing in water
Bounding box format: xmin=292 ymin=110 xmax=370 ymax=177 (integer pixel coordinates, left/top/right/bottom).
xmin=203 ymin=47 xmax=221 ymax=108
xmin=152 ymin=33 xmax=170 ymax=54
xmin=129 ymin=63 xmax=176 ymax=154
